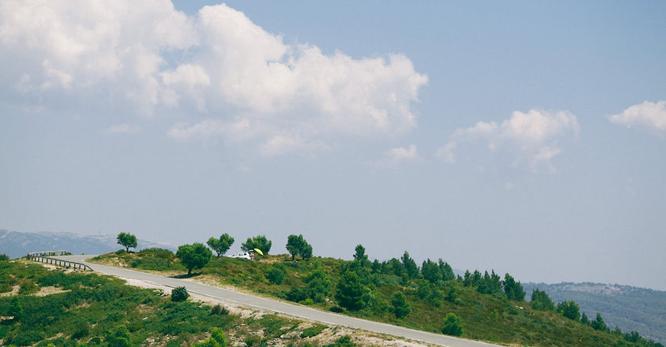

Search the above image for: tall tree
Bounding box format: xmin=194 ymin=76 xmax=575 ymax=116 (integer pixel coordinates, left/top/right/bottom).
xmin=530 ymin=289 xmax=555 ymax=311
xmin=353 ymin=244 xmax=368 ymax=263
xmin=116 ymin=232 xmax=137 ymax=253
xmin=304 ymin=269 xmax=331 ymax=303
xmin=401 ymin=251 xmax=419 ymax=279
xmin=207 ymin=233 xmax=234 ymax=257
xmin=176 ymin=243 xmax=212 ymax=275
xmin=438 ymin=260 xmax=456 ymax=281
xmin=241 ymin=235 xmax=272 ymax=254
xmin=502 ymin=273 xmax=526 ymax=301
xmin=421 ymin=259 xmax=442 ymax=283
xmin=335 ymin=270 xmax=371 ymax=311
xmin=557 ymin=300 xmax=581 ymax=321
xmin=591 ymin=313 xmax=608 ymax=331
xmin=286 ymin=234 xmax=313 ymax=260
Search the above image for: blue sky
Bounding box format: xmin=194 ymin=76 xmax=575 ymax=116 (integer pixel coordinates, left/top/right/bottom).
xmin=1 ymin=1 xmax=665 ymax=289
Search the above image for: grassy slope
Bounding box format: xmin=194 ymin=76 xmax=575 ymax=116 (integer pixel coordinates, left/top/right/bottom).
xmin=0 ymin=260 xmax=353 ymax=346
xmin=93 ymin=250 xmax=650 ymax=347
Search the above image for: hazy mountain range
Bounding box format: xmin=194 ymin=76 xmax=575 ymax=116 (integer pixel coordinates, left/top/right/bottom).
xmin=524 ymin=282 xmax=666 ymax=344
xmin=0 ymin=229 xmax=174 ymax=258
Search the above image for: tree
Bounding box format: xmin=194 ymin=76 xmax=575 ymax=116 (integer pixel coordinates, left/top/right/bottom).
xmin=401 ymin=251 xmax=419 ymax=279
xmin=241 ymin=235 xmax=272 ymax=254
xmin=391 ymin=292 xmax=411 ymax=318
xmin=438 ymin=260 xmax=456 ymax=281
xmin=335 ymin=270 xmax=371 ymax=311
xmin=176 ymin=243 xmax=212 ymax=275
xmin=530 ymin=289 xmax=555 ymax=311
xmin=171 ymin=286 xmax=189 ymax=302
xmin=116 ymin=232 xmax=137 ymax=252
xmin=557 ymin=300 xmax=581 ymax=321
xmin=421 ymin=259 xmax=442 ymax=284
xmin=353 ymin=244 xmax=368 ymax=263
xmin=207 ymin=233 xmax=234 ymax=257
xmin=305 ymin=270 xmax=331 ymax=303
xmin=106 ymin=326 xmax=131 ymax=347
xmin=477 ymin=271 xmax=502 ymax=295
xmin=442 ymin=313 xmax=463 ymax=336
xmin=502 ymin=273 xmax=525 ymax=301
xmin=286 ymin=234 xmax=313 ymax=260
xmin=0 ymin=254 xmax=9 ymax=261
xmin=581 ymin=312 xmax=590 ymax=325
xmin=591 ymin=313 xmax=608 ymax=331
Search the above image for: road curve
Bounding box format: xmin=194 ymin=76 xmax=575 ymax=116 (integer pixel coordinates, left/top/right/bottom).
xmin=56 ymin=255 xmax=499 ymax=347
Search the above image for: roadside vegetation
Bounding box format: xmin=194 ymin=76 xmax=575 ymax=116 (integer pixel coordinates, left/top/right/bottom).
xmin=91 ymin=232 xmax=664 ymax=347
xmin=0 ymin=259 xmax=372 ymax=346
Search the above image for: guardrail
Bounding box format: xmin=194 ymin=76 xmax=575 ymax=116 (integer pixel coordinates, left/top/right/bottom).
xmin=27 ymin=253 xmax=93 ymax=271
xmin=27 ymin=250 xmax=71 ymax=257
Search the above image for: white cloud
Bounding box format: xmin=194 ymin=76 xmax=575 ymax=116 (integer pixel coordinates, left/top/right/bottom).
xmin=438 ymin=109 xmax=579 ymax=170
xmin=0 ymin=1 xmax=427 ymax=155
xmin=609 ymin=100 xmax=666 ymax=133
xmin=385 ymin=145 xmax=419 ymax=162
xmin=107 ymin=123 xmax=141 ymax=134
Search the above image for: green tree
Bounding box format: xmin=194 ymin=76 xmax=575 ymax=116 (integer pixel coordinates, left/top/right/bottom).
xmin=581 ymin=312 xmax=590 ymax=325
xmin=286 ymin=234 xmax=313 ymax=260
xmin=116 ymin=232 xmax=137 ymax=252
xmin=530 ymin=289 xmax=555 ymax=311
xmin=557 ymin=300 xmax=581 ymax=321
xmin=335 ymin=270 xmax=371 ymax=311
xmin=241 ymin=235 xmax=272 ymax=254
xmin=106 ymin=326 xmax=131 ymax=347
xmin=438 ymin=260 xmax=456 ymax=281
xmin=305 ymin=269 xmax=331 ymax=303
xmin=353 ymin=244 xmax=368 ymax=263
xmin=207 ymin=233 xmax=234 ymax=257
xmin=421 ymin=259 xmax=442 ymax=283
xmin=391 ymin=291 xmax=411 ymax=318
xmin=442 ymin=313 xmax=463 ymax=336
xmin=502 ymin=273 xmax=526 ymax=301
xmin=591 ymin=313 xmax=608 ymax=331
xmin=401 ymin=251 xmax=419 ymax=279
xmin=0 ymin=253 xmax=9 ymax=261
xmin=176 ymin=243 xmax=212 ymax=275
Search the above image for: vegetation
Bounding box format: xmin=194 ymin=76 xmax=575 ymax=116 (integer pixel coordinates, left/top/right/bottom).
xmin=207 ymin=233 xmax=234 ymax=257
xmin=176 ymin=243 xmax=212 ymax=275
xmin=172 ymin=286 xmax=189 ymax=302
xmin=92 ymin=236 xmax=665 ymax=347
xmin=116 ymin=232 xmax=137 ymax=252
xmin=0 ymin=261 xmax=313 ymax=346
xmin=241 ymin=235 xmax=272 ymax=254
xmin=286 ymin=234 xmax=313 ymax=260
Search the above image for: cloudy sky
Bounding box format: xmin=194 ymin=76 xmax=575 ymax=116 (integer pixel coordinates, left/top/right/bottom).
xmin=1 ymin=1 xmax=665 ymax=290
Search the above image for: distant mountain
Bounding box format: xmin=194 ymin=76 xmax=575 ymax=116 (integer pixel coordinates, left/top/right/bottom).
xmin=0 ymin=229 xmax=174 ymax=259
xmin=524 ymin=282 xmax=666 ymax=344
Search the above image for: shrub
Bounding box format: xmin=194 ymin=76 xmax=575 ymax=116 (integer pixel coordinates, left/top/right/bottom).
xmin=557 ymin=301 xmax=581 ymax=321
xmin=329 ymin=305 xmax=344 ymax=313
xmin=300 ymin=325 xmax=326 ymax=338
xmin=266 ymin=266 xmax=286 ymax=285
xmin=531 ymin=289 xmax=555 ymax=311
xmin=171 ymin=286 xmax=189 ymax=302
xmin=211 ymin=304 xmax=229 ymax=315
xmin=335 ymin=270 xmax=371 ymax=311
xmin=286 ymin=287 xmax=307 ymax=302
xmin=329 ymin=335 xmax=356 ymax=347
xmin=195 ymin=327 xmax=227 ymax=347
xmin=0 ymin=254 xmax=9 ymax=261
xmin=442 ymin=313 xmax=463 ymax=336
xmin=390 ymin=292 xmax=411 ymax=318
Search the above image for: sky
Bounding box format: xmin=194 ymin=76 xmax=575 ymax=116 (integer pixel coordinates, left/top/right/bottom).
xmin=1 ymin=1 xmax=665 ymax=290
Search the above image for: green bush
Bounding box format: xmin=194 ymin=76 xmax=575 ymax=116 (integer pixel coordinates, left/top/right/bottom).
xmin=0 ymin=254 xmax=9 ymax=261
xmin=300 ymin=325 xmax=326 ymax=338
xmin=266 ymin=266 xmax=286 ymax=284
xmin=211 ymin=304 xmax=229 ymax=315
xmin=442 ymin=313 xmax=463 ymax=336
xmin=171 ymin=286 xmax=189 ymax=302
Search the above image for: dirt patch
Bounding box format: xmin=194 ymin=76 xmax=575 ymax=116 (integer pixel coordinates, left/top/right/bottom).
xmin=0 ymin=285 xmax=19 ymax=297
xmin=32 ymin=286 xmax=70 ymax=297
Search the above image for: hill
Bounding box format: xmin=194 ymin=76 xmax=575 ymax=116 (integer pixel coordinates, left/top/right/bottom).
xmin=0 ymin=259 xmax=401 ymax=346
xmin=92 ymin=247 xmax=663 ymax=347
xmin=0 ymin=229 xmax=172 ymax=259
xmin=523 ymin=282 xmax=666 ymax=344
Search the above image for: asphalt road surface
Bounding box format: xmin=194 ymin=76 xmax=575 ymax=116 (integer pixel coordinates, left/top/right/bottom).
xmin=56 ymin=255 xmax=499 ymax=347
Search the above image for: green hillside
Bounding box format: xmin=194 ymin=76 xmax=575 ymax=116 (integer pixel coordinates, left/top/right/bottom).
xmin=93 ymin=244 xmax=663 ymax=347
xmin=0 ymin=259 xmax=364 ymax=346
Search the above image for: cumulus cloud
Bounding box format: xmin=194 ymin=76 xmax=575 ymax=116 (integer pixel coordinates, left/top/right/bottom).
xmin=609 ymin=100 xmax=666 ymax=133
xmin=437 ymin=109 xmax=579 ymax=170
xmin=385 ymin=145 xmax=419 ymax=162
xmin=0 ymin=1 xmax=427 ymax=155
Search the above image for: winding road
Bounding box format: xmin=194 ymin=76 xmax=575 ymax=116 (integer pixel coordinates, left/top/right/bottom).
xmin=55 ymin=255 xmax=499 ymax=347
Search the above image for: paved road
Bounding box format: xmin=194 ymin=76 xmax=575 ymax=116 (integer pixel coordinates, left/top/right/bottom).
xmin=56 ymin=255 xmax=499 ymax=347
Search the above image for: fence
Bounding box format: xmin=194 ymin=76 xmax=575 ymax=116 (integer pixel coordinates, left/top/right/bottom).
xmin=27 ymin=252 xmax=93 ymax=271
